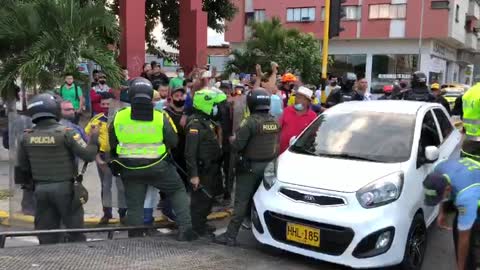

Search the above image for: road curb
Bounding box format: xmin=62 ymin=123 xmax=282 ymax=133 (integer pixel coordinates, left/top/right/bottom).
xmin=0 ymin=208 xmax=233 ymax=226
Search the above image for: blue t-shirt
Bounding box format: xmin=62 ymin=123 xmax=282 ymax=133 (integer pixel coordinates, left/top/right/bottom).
xmin=435 ymin=158 xmax=480 ymax=231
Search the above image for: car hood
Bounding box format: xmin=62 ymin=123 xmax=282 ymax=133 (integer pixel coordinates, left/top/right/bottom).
xmin=277 ymin=151 xmax=403 ymax=193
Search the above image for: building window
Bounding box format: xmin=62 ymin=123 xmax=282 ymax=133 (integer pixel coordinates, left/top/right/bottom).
xmin=369 ymin=4 xmax=407 ymax=19
xmin=287 ymin=7 xmax=316 ymax=22
xmin=455 ymin=5 xmax=460 ymax=22
xmin=371 ymin=54 xmax=419 ymax=94
xmin=254 ymin=9 xmax=266 ymax=22
xmin=431 ymin=1 xmax=449 ymax=9
xmin=328 ymin=54 xmax=367 ymax=81
xmin=321 ymin=6 xmax=361 ymax=21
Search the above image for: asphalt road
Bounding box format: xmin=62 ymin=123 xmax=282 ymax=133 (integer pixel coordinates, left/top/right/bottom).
xmin=1 ymin=215 xmax=456 ymax=270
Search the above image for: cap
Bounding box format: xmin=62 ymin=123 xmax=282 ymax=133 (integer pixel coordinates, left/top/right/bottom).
xmin=431 ymin=83 xmax=440 ymax=90
xmin=172 ymin=86 xmax=186 ymax=94
xmin=296 ymin=86 xmax=313 ymax=101
xmin=423 ymin=172 xmax=450 ymax=206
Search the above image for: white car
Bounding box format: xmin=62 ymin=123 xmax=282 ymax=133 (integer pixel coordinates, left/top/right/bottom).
xmin=251 ymin=101 xmax=461 ymax=269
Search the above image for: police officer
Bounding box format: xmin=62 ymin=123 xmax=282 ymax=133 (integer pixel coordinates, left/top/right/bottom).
xmin=461 ymin=82 xmax=480 ymax=159
xmin=16 ymin=93 xmax=99 ymax=244
xmin=423 ymin=157 xmax=480 ymax=270
xmin=214 ymin=88 xmax=280 ymax=246
xmin=326 ymin=72 xmax=362 ymax=108
xmin=403 ymin=71 xmax=435 ymax=102
xmin=185 ymin=88 xmax=226 ymax=236
xmin=108 ymin=78 xmax=196 ymax=241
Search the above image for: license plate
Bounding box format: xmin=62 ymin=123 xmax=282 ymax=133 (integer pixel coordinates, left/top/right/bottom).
xmin=286 ymin=223 xmax=320 ymax=247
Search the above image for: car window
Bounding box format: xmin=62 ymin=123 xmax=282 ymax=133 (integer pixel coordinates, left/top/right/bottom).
xmin=419 ymin=111 xmax=441 ymax=149
xmin=291 ymin=112 xmax=416 ymax=163
xmin=433 ymin=108 xmax=453 ymax=140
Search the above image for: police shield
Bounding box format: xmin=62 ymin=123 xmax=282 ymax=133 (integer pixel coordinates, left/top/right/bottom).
xmin=5 ymin=107 xmax=35 ymax=229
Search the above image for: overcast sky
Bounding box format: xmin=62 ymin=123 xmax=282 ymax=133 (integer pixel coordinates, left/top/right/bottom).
xmin=153 ymin=24 xmax=227 ymax=52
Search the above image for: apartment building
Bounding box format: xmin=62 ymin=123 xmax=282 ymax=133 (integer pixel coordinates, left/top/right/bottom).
xmin=225 ymin=0 xmax=480 ymax=93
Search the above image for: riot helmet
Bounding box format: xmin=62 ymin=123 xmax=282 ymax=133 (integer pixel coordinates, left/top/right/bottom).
xmin=128 ymin=77 xmax=154 ymax=101
xmin=411 ymin=71 xmax=427 ymax=88
xmin=247 ymin=88 xmax=271 ymax=113
xmin=219 ymin=80 xmax=233 ymax=94
xmin=27 ymin=93 xmax=60 ymax=123
xmin=193 ymin=88 xmax=227 ymax=117
xmin=128 ymin=77 xmax=154 ymax=121
xmin=341 ymin=72 xmax=357 ymax=91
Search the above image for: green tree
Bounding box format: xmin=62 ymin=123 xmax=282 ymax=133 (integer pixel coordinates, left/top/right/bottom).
xmin=109 ymin=0 xmax=237 ymax=51
xmin=225 ymin=18 xmax=324 ymax=85
xmin=0 ymin=0 xmax=122 ymax=97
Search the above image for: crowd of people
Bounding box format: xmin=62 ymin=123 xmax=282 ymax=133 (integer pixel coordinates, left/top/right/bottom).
xmin=5 ymin=62 xmax=464 ymax=248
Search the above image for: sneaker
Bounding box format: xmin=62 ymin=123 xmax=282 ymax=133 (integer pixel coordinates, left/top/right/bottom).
xmin=177 ymin=229 xmax=198 ymax=242
xmin=213 ymin=233 xmax=236 ymax=246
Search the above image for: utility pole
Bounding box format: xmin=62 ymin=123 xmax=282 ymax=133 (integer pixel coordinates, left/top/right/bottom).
xmin=418 ymin=0 xmax=425 ymax=68
xmin=321 ymin=0 xmax=345 ymax=103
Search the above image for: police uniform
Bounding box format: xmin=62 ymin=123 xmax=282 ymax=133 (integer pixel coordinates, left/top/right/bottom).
xmin=215 ymin=89 xmax=280 ymax=245
xmin=109 ymin=79 xmax=195 ymax=241
xmin=403 ymin=71 xmax=436 ymax=102
xmin=325 ymin=73 xmax=362 ymax=108
xmin=429 ymin=158 xmax=480 ymax=269
xmin=462 ymin=83 xmax=480 ymax=160
xmin=185 ymin=88 xmax=226 ymax=236
xmin=16 ymin=94 xmax=98 ymax=244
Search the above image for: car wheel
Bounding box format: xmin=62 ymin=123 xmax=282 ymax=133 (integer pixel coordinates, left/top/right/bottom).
xmin=396 ymin=213 xmax=427 ymax=270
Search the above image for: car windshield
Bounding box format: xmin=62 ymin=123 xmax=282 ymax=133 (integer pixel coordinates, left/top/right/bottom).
xmin=290 ymin=112 xmax=416 ymax=163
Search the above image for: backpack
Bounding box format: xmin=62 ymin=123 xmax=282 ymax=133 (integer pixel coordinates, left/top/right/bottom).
xmin=60 ymin=84 xmax=80 ymax=101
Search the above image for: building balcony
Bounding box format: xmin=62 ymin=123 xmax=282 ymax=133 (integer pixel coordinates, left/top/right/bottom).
xmin=468 ymin=0 xmax=480 ymax=20
xmin=465 ymin=33 xmax=479 ymax=52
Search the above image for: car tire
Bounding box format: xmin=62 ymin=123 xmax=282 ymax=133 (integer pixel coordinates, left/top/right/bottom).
xmin=395 ymin=213 xmax=427 ymax=270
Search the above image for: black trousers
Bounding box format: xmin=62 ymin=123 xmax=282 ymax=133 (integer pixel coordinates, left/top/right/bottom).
xmin=453 ymin=210 xmax=480 ymax=270
xmin=190 ymin=164 xmax=219 ymax=233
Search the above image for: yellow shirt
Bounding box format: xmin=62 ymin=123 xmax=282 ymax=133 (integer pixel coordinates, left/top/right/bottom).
xmin=85 ymin=113 xmax=110 ymax=152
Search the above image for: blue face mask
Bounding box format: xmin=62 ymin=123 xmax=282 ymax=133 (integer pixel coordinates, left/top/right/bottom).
xmin=212 ymin=105 xmax=218 ymax=116
xmin=294 ymin=103 xmax=304 ymax=111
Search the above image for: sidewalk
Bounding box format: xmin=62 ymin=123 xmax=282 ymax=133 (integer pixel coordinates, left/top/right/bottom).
xmin=0 ymin=147 xmax=231 ymax=226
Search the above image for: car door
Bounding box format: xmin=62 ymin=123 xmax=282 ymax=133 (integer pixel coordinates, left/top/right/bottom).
xmin=414 ymin=110 xmax=443 ymax=224
xmin=432 ymin=107 xmax=462 ymax=160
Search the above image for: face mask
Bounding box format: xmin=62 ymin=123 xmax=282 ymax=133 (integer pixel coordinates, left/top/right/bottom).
xmin=99 ymin=80 xmax=106 ymax=85
xmin=178 ymin=72 xmax=185 ymax=78
xmin=294 ymin=104 xmax=304 ymax=111
xmin=330 ymin=82 xmax=337 ymax=86
xmin=212 ymin=105 xmax=218 ymax=116
xmin=173 ymin=99 xmax=185 ymax=107
xmin=63 ymin=114 xmax=75 ymax=121
xmin=186 ymin=88 xmax=191 ymax=94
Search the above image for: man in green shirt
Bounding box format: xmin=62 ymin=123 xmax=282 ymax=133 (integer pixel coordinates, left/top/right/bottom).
xmin=169 ymin=67 xmax=185 ymax=89
xmin=58 ymin=73 xmax=85 ymax=124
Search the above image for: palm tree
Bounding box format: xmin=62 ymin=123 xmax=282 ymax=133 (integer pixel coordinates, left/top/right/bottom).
xmin=0 ymin=0 xmax=122 ymax=97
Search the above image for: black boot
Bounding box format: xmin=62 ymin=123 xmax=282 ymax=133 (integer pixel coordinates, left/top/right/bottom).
xmin=213 ymin=233 xmax=236 ymax=246
xmin=99 ymin=207 xmax=112 ymax=225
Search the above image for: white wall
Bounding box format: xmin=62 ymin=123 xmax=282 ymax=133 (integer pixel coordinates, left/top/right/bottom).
xmin=449 ymin=0 xmax=468 ymax=44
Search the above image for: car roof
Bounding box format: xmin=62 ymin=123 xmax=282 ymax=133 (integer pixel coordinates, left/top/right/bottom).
xmin=325 ymin=100 xmax=438 ymax=115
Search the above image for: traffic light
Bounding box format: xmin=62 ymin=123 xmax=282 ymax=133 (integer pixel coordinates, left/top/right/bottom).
xmin=329 ymin=0 xmax=346 ymax=39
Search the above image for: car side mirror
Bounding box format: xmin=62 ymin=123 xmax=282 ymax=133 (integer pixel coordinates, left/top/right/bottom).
xmin=425 ymin=146 xmax=440 ymax=163
xmin=289 ymin=136 xmax=297 ymax=146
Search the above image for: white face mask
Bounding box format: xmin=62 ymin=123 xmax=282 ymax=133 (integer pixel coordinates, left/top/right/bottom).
xmin=178 ymin=72 xmax=185 ymax=78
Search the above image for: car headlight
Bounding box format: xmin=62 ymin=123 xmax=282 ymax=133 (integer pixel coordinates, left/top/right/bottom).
xmin=356 ymin=172 xmax=404 ymax=209
xmin=263 ymin=160 xmax=278 ymax=190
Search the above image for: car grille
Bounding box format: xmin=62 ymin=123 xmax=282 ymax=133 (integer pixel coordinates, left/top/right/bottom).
xmin=279 ymin=188 xmax=345 ymax=206
xmin=264 ymin=211 xmax=354 ymax=256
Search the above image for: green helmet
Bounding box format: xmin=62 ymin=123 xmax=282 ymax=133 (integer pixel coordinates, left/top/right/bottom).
xmin=193 ymin=88 xmax=227 ymax=116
